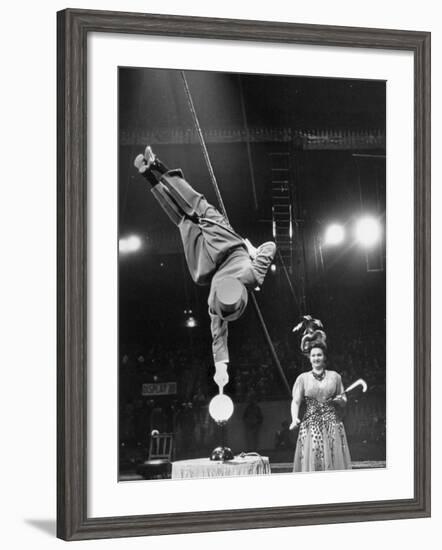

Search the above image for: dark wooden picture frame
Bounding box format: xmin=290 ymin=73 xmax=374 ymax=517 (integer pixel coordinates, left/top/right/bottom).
xmin=57 ymin=8 xmax=431 ymax=541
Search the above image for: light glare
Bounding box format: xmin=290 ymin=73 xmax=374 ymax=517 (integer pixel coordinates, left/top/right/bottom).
xmin=185 ymin=316 xmax=197 ymax=328
xmin=126 ymin=235 xmax=142 ymax=252
xmin=355 ymin=217 xmax=381 ymax=247
xmin=324 ymin=224 xmax=345 ymax=245
xmin=119 ymin=234 xmax=142 ymax=254
xmin=118 ymin=239 xmax=129 ymax=253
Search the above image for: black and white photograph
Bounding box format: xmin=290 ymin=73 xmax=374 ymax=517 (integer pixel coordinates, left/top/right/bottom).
xmin=1 ymin=0 xmax=436 ymax=546
xmin=118 ymin=67 xmax=386 ymax=481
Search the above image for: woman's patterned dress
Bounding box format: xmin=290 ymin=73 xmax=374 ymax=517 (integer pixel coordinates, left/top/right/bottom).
xmin=293 ymin=370 xmax=352 ymax=472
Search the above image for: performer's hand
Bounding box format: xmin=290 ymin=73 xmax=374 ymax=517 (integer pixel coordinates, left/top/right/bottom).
xmin=244 ymin=238 xmax=258 ymax=260
xmin=332 ymin=394 xmax=347 ymax=407
xmin=214 ymin=361 xmax=229 ymax=391
xmin=289 ymin=418 xmax=301 ymax=430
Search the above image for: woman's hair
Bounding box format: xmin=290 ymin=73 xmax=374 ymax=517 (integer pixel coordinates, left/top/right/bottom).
xmin=308 ymin=342 xmax=327 ymax=356
xmin=295 ymin=315 xmax=327 ymax=354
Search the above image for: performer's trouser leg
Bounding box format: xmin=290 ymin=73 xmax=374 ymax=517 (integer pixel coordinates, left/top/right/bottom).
xmin=162 ymin=175 xmax=241 ymax=243
xmin=151 ymin=171 xmax=232 ymax=229
xmin=160 ymin=173 xmax=206 ymax=219
xmin=141 ymin=158 xmax=170 ymax=186
xmin=144 ymin=158 xmax=232 ymax=230
xmin=146 ymin=165 xmax=244 ymax=282
xmin=144 ymin=158 xmax=199 ymax=226
xmin=151 ymin=184 xmax=187 ymax=226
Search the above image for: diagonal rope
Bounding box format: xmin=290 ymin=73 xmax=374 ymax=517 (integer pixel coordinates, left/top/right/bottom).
xmin=180 ymin=72 xmax=229 ymax=224
xmin=180 ymin=71 xmax=291 ymax=397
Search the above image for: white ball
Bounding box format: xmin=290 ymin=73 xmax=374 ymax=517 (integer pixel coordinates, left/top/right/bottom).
xmin=209 ymin=394 xmax=234 ymax=423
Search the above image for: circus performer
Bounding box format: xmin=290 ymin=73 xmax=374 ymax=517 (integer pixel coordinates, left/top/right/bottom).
xmin=134 ymin=146 xmax=276 ymax=392
xmin=290 ymin=316 xmax=352 ymax=471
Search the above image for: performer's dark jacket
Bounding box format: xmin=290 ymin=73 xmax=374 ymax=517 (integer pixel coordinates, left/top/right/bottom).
xmin=151 ymin=169 xmax=276 ymax=364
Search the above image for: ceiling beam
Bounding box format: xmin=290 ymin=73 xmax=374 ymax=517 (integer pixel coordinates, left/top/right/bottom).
xmin=120 ymin=127 xmax=385 ymax=150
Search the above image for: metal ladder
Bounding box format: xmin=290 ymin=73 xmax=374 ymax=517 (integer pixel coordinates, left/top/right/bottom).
xmin=270 ymin=152 xmax=293 ymax=274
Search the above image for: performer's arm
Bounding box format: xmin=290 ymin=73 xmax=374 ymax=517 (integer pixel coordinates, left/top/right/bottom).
xmin=250 ymin=241 xmax=277 ymax=286
xmin=209 ymin=310 xmax=230 ymax=391
xmin=290 ymin=374 xmax=304 ymax=430
xmin=209 ymin=309 xmax=229 ymax=364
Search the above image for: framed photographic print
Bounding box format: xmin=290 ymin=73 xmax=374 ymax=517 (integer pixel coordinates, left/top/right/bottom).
xmin=57 ymin=8 xmax=431 ymax=541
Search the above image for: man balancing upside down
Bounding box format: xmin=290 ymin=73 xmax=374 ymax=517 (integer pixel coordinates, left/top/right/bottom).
xmin=134 ymin=146 xmax=276 ymax=392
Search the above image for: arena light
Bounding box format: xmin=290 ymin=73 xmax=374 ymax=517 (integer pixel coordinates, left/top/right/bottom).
xmin=209 ymin=394 xmax=234 ymax=424
xmin=324 ymin=223 xmax=345 ymax=246
xmin=126 ymin=235 xmax=142 ymax=252
xmin=270 ymin=264 xmax=276 ymax=273
xmin=185 ymin=315 xmax=198 ymax=328
xmin=355 ymin=217 xmax=381 ymax=247
xmin=119 ymin=234 xmax=142 ymax=254
xmin=118 ymin=238 xmax=129 ymax=253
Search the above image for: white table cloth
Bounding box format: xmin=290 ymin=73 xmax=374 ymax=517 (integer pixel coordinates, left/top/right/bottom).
xmin=172 ymin=455 xmax=271 ymax=480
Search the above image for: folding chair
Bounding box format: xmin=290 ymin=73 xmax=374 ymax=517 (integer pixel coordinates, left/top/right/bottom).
xmin=136 ymin=432 xmax=174 ymax=479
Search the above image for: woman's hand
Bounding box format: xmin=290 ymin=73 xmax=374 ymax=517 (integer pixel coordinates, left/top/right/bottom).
xmin=289 ymin=418 xmax=301 ymax=430
xmin=332 ymin=393 xmax=347 ymax=407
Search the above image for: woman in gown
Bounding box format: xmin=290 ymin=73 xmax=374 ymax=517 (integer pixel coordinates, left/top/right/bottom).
xmin=290 ymin=338 xmax=352 ymax=472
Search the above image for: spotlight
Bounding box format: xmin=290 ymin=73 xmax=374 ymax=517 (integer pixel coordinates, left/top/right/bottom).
xmin=355 ymin=217 xmax=381 ymax=247
xmin=324 ymin=224 xmax=345 ymax=246
xmin=118 ymin=238 xmax=129 ymax=253
xmin=208 ymin=394 xmax=234 ymax=424
xmin=185 ymin=315 xmax=197 ymax=328
xmin=126 ymin=235 xmax=142 ymax=252
xmin=270 ymin=264 xmax=276 ymax=273
xmin=119 ymin=235 xmax=142 ymax=254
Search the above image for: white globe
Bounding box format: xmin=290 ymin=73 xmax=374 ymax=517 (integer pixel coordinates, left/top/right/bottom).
xmin=209 ymin=394 xmax=234 ymax=423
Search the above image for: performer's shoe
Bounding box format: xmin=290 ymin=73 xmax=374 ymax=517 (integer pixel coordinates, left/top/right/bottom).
xmin=134 ymin=153 xmax=149 ymax=175
xmin=134 ymin=146 xmax=157 ymax=175
xmin=143 ymin=145 xmax=157 ymax=168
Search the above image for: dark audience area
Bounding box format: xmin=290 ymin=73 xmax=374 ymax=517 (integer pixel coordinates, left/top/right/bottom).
xmin=119 ymin=302 xmax=386 ymax=472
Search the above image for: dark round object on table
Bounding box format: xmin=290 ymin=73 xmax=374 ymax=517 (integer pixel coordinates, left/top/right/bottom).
xmin=210 ymin=446 xmax=234 ymax=461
